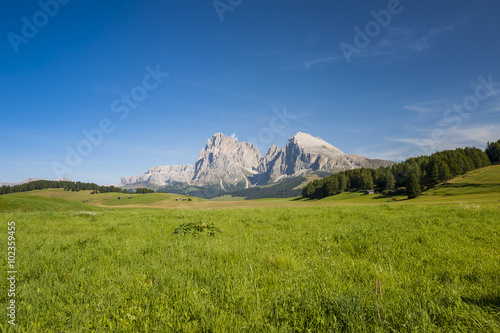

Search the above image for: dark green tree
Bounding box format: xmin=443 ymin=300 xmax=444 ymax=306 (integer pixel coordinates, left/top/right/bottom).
xmin=338 ymin=173 xmax=347 ymax=192
xmin=438 ymin=160 xmax=452 ymax=183
xmin=384 ymin=169 xmax=396 ymax=190
xmin=406 ymin=173 xmax=421 ymax=199
xmin=430 ymin=162 xmax=440 ymax=185
xmin=360 ymin=169 xmax=374 ymax=190
xmin=485 ymin=140 xmax=500 ymax=163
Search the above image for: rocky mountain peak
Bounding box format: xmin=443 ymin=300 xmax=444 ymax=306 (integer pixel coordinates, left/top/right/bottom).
xmin=205 ymin=132 xmax=233 ymax=148
xmin=289 ymin=132 xmax=345 ymax=155
xmin=192 ymin=133 xmax=262 ymax=186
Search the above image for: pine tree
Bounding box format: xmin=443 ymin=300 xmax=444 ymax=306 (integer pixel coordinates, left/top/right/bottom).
xmin=338 ymin=173 xmax=347 ymax=192
xmin=438 ymin=160 xmax=452 ymax=183
xmin=430 ymin=162 xmax=440 ymax=185
xmin=485 ymin=140 xmax=500 ymax=163
xmin=385 ymin=170 xmax=396 ymax=190
xmin=406 ymin=173 xmax=421 ymax=199
xmin=360 ymin=169 xmax=374 ymax=190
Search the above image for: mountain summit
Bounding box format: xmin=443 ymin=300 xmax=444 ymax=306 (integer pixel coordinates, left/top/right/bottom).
xmin=120 ymin=132 xmax=394 ymax=189
xmin=192 ymin=133 xmax=262 ymax=187
xmin=254 ymin=132 xmax=392 ymax=184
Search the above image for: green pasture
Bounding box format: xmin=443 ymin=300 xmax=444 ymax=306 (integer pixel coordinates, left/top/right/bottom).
xmin=0 ymin=166 xmax=499 ymax=331
xmin=1 ymin=203 xmax=499 ymax=332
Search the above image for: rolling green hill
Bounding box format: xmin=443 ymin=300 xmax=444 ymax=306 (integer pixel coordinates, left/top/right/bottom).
xmin=448 ymin=165 xmax=500 ymax=184
xmin=1 ymin=165 xmax=499 ymax=211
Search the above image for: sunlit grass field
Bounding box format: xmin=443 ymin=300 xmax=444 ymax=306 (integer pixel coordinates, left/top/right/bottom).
xmin=1 ymin=204 xmax=499 ymax=332
xmin=0 ymin=166 xmax=499 ymax=331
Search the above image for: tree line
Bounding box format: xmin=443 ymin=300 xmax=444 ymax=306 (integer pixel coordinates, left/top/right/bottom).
xmin=0 ymin=180 xmax=127 ymax=195
xmin=303 ymin=142 xmax=498 ymax=200
xmin=135 ymin=188 xmax=155 ymax=194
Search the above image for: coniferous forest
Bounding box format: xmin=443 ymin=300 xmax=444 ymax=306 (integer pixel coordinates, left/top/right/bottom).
xmin=303 ymin=142 xmax=499 ymax=200
xmin=0 ymin=180 xmax=127 ymax=195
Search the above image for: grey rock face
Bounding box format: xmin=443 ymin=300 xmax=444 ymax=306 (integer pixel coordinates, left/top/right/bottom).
xmin=120 ymin=165 xmax=195 ymax=186
xmin=192 ymin=133 xmax=262 ymax=187
xmin=120 ymin=132 xmax=394 ymax=188
xmin=255 ymin=132 xmax=394 ymax=184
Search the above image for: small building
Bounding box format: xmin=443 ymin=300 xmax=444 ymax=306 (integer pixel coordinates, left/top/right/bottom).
xmin=128 ymin=196 xmax=132 ymax=199
xmin=364 ymin=190 xmax=375 ymax=195
xmin=118 ymin=196 xmax=123 ymax=200
xmin=175 ymin=198 xmax=180 ymax=201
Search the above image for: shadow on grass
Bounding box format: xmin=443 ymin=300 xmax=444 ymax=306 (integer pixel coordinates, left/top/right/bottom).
xmin=462 ymin=296 xmax=500 ymax=310
xmin=292 ymin=197 xmax=322 ymax=202
xmin=442 ymin=183 xmax=500 ymax=188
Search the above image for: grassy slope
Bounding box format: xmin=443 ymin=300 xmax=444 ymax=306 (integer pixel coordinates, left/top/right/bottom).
xmin=0 ymin=191 xmax=96 ymax=213
xmin=449 ymin=165 xmax=500 ymax=184
xmin=293 ymin=173 xmax=321 ymax=190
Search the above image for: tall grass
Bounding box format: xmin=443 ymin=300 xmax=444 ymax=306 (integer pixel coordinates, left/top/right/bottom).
xmin=1 ymin=205 xmax=499 ymax=332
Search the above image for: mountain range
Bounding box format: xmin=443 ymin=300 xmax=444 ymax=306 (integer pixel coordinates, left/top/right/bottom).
xmin=120 ymin=132 xmax=394 ymax=195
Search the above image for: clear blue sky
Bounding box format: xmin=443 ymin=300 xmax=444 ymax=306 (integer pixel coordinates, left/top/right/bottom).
xmin=1 ymin=0 xmax=499 ymax=184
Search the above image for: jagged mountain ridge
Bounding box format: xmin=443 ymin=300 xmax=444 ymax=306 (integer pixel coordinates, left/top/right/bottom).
xmin=120 ymin=165 xmax=195 ymax=186
xmin=253 ymin=132 xmax=394 ymax=184
xmin=120 ymin=132 xmax=394 ymax=188
xmin=192 ymin=133 xmax=262 ymax=187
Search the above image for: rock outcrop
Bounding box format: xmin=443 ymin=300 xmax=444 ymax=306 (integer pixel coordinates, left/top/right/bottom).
xmin=255 ymin=132 xmax=394 ymax=184
xmin=120 ymin=165 xmax=195 ymax=186
xmin=120 ymin=132 xmax=395 ymax=188
xmin=192 ymin=133 xmax=262 ymax=187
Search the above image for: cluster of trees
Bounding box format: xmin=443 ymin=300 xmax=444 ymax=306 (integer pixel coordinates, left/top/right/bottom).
xmin=486 ymin=140 xmax=500 ymax=164
xmin=136 ymin=188 xmax=155 ymax=194
xmin=303 ymin=146 xmax=493 ymax=200
xmin=1 ymin=180 xmax=126 ymax=195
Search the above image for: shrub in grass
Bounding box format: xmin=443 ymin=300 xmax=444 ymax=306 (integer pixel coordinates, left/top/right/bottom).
xmin=174 ymin=220 xmax=220 ymax=236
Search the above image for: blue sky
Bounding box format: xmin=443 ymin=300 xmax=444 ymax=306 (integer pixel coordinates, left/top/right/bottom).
xmin=1 ymin=0 xmax=500 ymax=185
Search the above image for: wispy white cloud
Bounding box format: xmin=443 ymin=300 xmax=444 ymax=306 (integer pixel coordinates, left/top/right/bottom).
xmin=352 ymin=144 xmax=409 ymax=162
xmin=403 ymin=105 xmax=434 ymax=113
xmin=447 ymin=124 xmax=500 ymax=145
xmin=389 ymin=123 xmax=500 ymax=154
xmin=408 ymin=25 xmax=454 ymax=51
xmin=304 ymin=55 xmax=344 ymax=70
xmin=347 ymin=24 xmax=455 ymax=62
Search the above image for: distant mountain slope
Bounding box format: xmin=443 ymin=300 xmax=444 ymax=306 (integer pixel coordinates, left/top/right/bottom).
xmin=120 ymin=165 xmax=195 ymax=186
xmin=223 ymin=176 xmax=306 ymax=200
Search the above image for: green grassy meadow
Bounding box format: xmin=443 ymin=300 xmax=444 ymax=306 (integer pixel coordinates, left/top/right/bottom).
xmin=1 ymin=166 xmax=500 ymax=332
